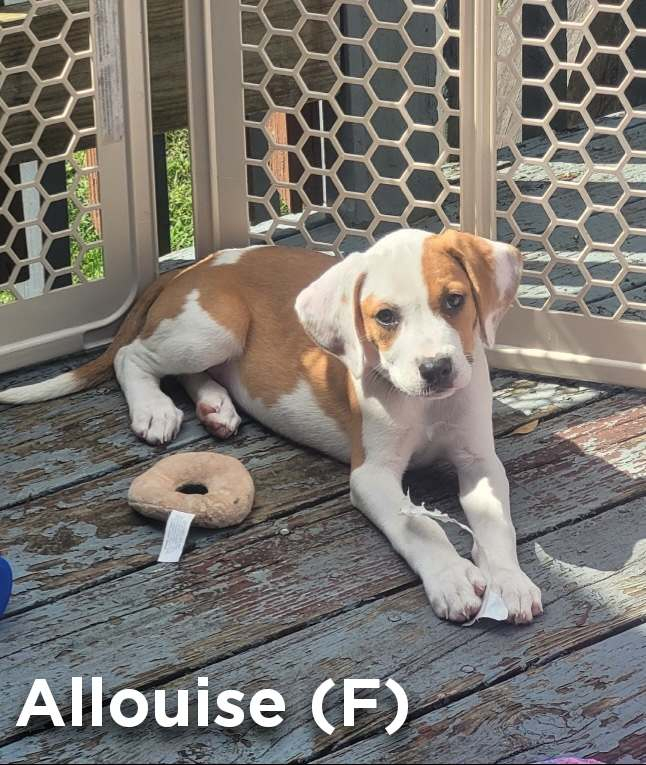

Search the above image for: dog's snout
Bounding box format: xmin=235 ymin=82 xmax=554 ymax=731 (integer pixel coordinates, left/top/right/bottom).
xmin=419 ymin=356 xmax=453 ymax=387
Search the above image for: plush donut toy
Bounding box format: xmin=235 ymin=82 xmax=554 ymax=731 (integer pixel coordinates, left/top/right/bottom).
xmin=128 ymin=452 xmax=254 ymax=528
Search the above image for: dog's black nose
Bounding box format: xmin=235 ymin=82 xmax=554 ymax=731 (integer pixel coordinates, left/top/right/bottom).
xmin=419 ymin=356 xmax=453 ymax=387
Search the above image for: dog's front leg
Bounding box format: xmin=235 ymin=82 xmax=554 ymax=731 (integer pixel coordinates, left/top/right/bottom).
xmin=350 ymin=463 xmax=486 ymax=622
xmin=455 ymin=453 xmax=543 ymax=624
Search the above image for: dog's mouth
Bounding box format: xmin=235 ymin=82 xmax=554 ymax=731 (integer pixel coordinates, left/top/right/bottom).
xmin=372 ymin=365 xmax=457 ymax=400
xmin=418 ymin=384 xmax=457 ymax=399
xmin=368 ymin=362 xmax=468 ymax=401
xmin=409 ymin=380 xmax=457 ymax=399
xmin=398 ymin=373 xmax=464 ymax=400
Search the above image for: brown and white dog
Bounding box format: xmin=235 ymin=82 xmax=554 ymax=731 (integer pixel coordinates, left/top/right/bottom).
xmin=0 ymin=229 xmax=542 ymax=624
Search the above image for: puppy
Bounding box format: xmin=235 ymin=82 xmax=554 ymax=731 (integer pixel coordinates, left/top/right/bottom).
xmin=0 ymin=229 xmax=542 ymax=623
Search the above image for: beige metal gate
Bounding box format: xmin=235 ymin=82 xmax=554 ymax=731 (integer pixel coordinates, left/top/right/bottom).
xmin=187 ymin=0 xmax=646 ymax=388
xmin=0 ymin=0 xmax=157 ymax=373
xmin=186 ymin=0 xmax=462 ymax=254
xmin=5 ymin=2 xmax=642 ymax=384
xmin=489 ymin=0 xmax=646 ymax=387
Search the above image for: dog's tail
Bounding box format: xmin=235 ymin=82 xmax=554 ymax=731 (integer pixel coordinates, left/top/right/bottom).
xmin=0 ymin=271 xmax=176 ymax=405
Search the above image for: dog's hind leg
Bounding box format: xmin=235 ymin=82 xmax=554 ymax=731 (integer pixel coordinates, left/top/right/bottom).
xmin=114 ymin=340 xmax=184 ymax=445
xmin=179 ymin=372 xmax=241 ymax=439
xmin=114 ymin=288 xmax=246 ymax=445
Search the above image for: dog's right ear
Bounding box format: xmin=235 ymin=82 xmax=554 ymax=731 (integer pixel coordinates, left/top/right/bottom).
xmin=295 ymin=253 xmax=367 ymax=378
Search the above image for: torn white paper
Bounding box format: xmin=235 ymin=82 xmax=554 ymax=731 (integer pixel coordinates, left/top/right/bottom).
xmin=158 ymin=510 xmax=194 ymax=563
xmin=400 ymin=493 xmax=509 ymax=626
xmin=464 ymin=588 xmax=508 ymax=626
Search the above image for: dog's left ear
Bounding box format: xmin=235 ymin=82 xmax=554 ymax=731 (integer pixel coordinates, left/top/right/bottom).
xmin=448 ymin=232 xmax=522 ymax=347
xmin=295 ymin=252 xmax=367 ymax=378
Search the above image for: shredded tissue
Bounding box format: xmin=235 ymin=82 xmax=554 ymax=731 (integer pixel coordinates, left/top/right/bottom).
xmin=400 ymin=492 xmax=508 ymax=626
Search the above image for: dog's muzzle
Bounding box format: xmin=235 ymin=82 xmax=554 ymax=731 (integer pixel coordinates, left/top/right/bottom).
xmin=418 ymin=356 xmax=454 ymax=392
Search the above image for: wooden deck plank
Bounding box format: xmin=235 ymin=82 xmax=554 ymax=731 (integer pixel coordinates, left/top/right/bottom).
xmin=0 ymin=391 xmax=645 ymax=746
xmin=1 ymin=497 xmax=644 ymax=762
xmin=489 ymin=372 xmax=616 ymax=432
xmin=2 ymin=387 xmax=641 ymax=619
xmin=0 ymin=351 xmax=107 ymax=413
xmin=0 ymin=357 xmax=618 ymax=511
xmin=1 ymin=378 xmax=623 ymax=616
xmin=4 ymin=433 xmax=346 ymax=616
xmin=318 ymin=623 xmax=646 ymax=764
xmin=412 ymin=390 xmax=646 ymax=531
xmin=0 ymin=378 xmax=203 ymax=510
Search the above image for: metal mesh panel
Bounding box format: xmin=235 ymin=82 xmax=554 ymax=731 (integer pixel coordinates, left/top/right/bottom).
xmin=0 ymin=0 xmax=157 ymax=373
xmin=239 ymin=0 xmax=461 ymax=254
xmin=491 ymin=0 xmax=646 ymax=385
xmin=178 ymin=1 xmax=646 ymax=386
xmin=0 ymin=1 xmax=102 ymax=303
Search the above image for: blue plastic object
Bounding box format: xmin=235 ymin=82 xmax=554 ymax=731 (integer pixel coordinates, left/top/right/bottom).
xmin=0 ymin=558 xmax=12 ymax=618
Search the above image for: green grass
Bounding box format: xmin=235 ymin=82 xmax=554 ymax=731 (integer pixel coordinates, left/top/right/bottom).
xmin=64 ymin=129 xmax=194 ymax=281
xmin=67 ymin=153 xmax=103 ymax=283
xmin=1 ymin=132 xmax=194 ymax=301
xmin=166 ymin=128 xmax=194 ymax=251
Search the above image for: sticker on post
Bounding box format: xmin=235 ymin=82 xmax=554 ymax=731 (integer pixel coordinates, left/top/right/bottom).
xmin=158 ymin=510 xmax=194 ymax=563
xmin=95 ymin=0 xmax=125 ymax=144
xmin=400 ymin=494 xmax=509 ymax=626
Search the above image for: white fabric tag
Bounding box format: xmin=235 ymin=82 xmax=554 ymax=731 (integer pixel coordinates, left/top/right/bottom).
xmin=158 ymin=510 xmax=194 ymax=563
xmin=400 ymin=494 xmax=509 ymax=626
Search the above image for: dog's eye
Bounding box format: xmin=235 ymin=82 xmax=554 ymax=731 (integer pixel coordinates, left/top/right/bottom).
xmin=375 ymin=308 xmax=399 ymax=327
xmin=445 ymin=293 xmax=465 ymax=312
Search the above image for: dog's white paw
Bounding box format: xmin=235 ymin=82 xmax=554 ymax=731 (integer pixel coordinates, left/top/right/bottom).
xmin=487 ymin=566 xmax=543 ymax=624
xmin=422 ymin=559 xmax=487 ymax=623
xmin=131 ymin=396 xmax=184 ymax=445
xmin=197 ymin=398 xmax=241 ymax=440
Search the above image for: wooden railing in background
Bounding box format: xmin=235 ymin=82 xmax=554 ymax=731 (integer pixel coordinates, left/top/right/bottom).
xmin=1 ymin=0 xmax=335 ymax=153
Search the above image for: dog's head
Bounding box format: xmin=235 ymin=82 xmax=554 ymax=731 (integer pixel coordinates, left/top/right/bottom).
xmin=295 ymin=229 xmax=521 ymax=398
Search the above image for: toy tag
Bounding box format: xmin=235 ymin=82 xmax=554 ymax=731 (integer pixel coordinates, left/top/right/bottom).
xmin=158 ymin=510 xmax=194 ymax=563
xmin=400 ymin=494 xmax=509 ymax=626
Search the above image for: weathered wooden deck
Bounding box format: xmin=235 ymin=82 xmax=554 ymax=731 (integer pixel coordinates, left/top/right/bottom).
xmin=0 ymin=353 xmax=645 ymax=763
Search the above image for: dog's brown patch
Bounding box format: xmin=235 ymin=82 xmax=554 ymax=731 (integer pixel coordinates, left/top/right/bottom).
xmin=347 ymin=375 xmax=364 ymax=469
xmin=422 ymin=234 xmax=479 ymax=356
xmin=423 ymin=230 xmax=521 ymax=346
xmin=360 ymin=294 xmax=399 ymax=353
xmin=141 ymin=247 xmax=357 ymax=451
